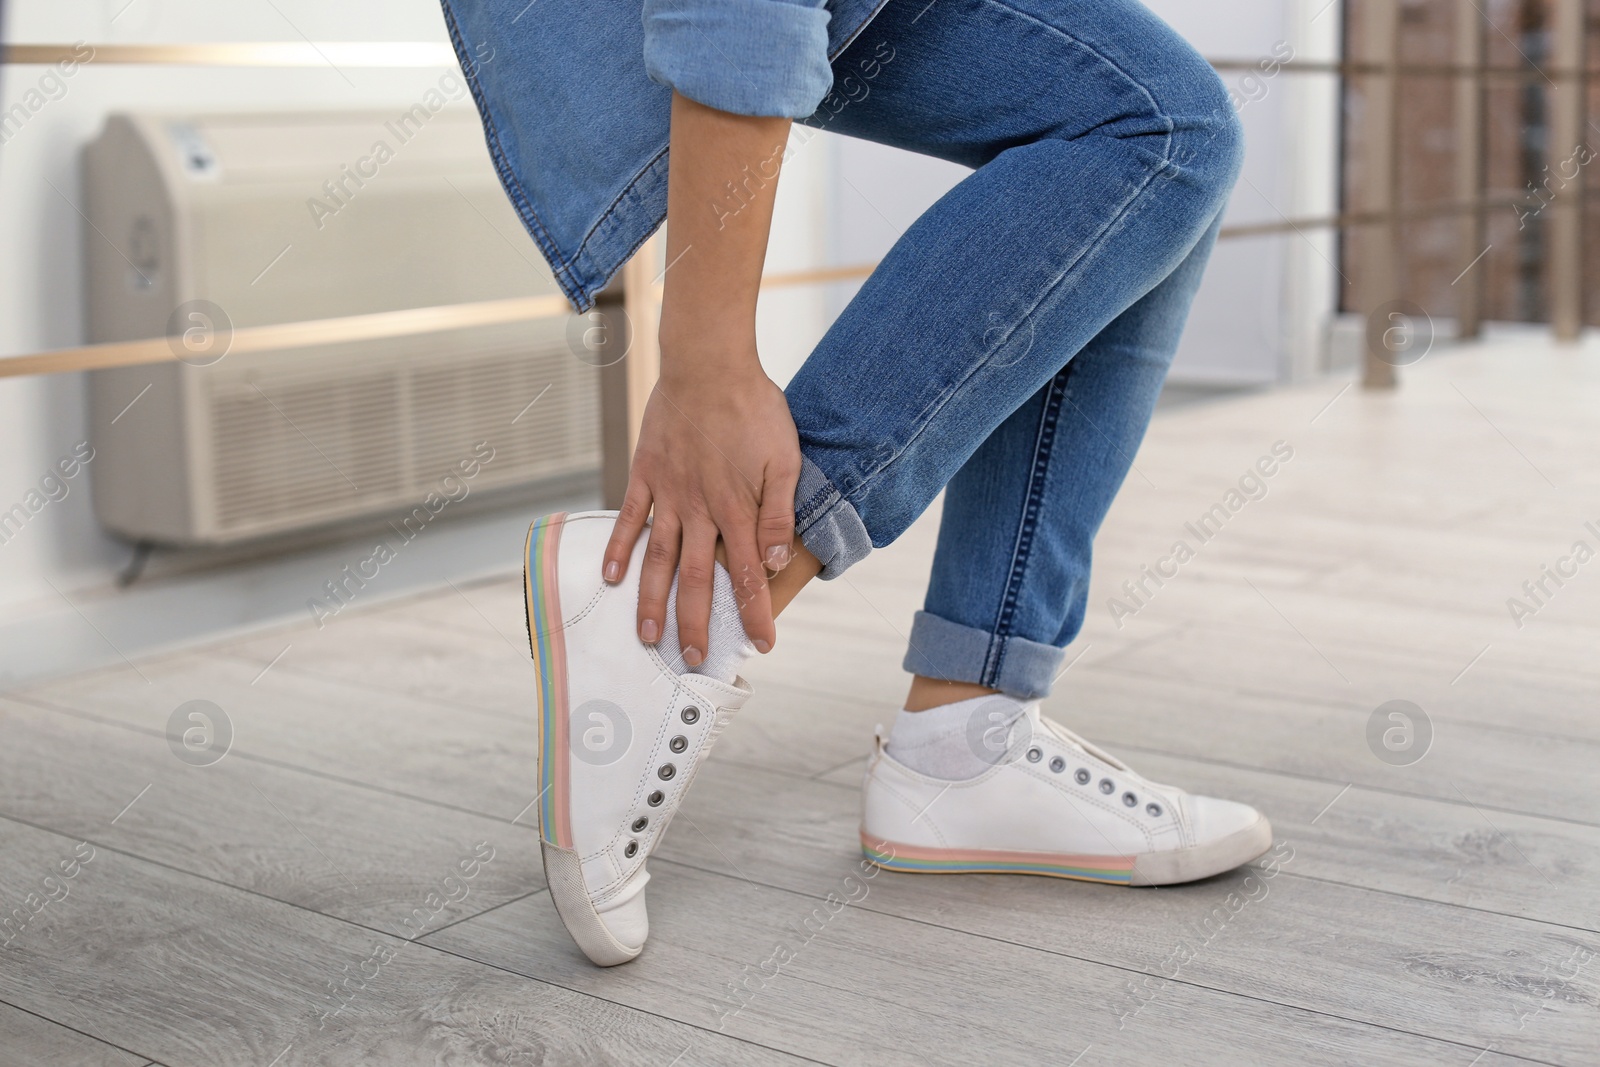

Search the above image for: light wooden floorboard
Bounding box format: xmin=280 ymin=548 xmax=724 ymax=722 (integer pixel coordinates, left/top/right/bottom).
xmin=0 ymin=1002 xmax=149 ymax=1067
xmin=5 ymin=336 xmax=1600 ymax=1065
xmin=0 ymin=818 xmax=813 ymax=1067
xmin=426 ymin=863 xmax=1546 ymax=1067
xmin=0 ymin=697 xmax=544 ymax=933
xmin=24 ymin=653 xmax=540 ymax=822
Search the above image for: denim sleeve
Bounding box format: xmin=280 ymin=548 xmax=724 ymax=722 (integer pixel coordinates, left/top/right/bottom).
xmin=642 ymin=0 xmax=834 ymax=118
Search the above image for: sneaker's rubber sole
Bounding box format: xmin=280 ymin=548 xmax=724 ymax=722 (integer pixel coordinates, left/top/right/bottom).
xmin=524 ymin=512 xmax=643 ymax=967
xmin=861 ymin=815 xmax=1273 ymax=887
xmin=525 ymin=513 xmax=573 ymax=851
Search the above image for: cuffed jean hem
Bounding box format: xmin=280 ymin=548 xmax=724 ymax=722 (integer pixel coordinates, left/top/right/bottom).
xmin=901 ymin=609 xmax=1066 ymax=700
xmin=794 ymin=454 xmax=872 ymax=580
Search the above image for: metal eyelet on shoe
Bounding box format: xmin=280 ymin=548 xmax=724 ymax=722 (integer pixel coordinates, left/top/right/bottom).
xmin=624 ymin=841 xmax=638 ymax=858
xmin=1122 ymin=791 xmax=1138 ymax=807
xmin=1026 ymin=747 xmax=1042 ymax=763
xmin=1146 ymin=802 xmax=1163 ymax=817
xmin=1049 ymin=756 xmax=1066 ymax=773
xmin=1075 ymin=769 xmax=1091 ymax=786
xmin=632 ymin=817 xmax=648 ymax=832
xmin=658 ymin=764 xmax=676 ymax=780
xmin=647 ymin=790 xmax=664 ymax=806
xmin=669 ymin=735 xmax=688 ymax=754
xmin=681 ymin=706 xmax=700 ymax=724
xmin=1098 ymin=778 xmax=1115 ymax=795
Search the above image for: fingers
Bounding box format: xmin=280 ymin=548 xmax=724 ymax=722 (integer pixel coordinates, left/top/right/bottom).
xmin=757 ymin=452 xmax=801 ymax=575
xmin=603 ymin=478 xmax=653 ymax=584
xmin=674 ymin=520 xmax=719 ymax=669
xmin=722 ymin=530 xmax=775 ymax=654
xmin=637 ymin=512 xmax=679 ymax=646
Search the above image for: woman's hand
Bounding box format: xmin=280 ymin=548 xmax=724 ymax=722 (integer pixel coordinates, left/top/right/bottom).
xmin=602 ymin=355 xmax=800 ymax=661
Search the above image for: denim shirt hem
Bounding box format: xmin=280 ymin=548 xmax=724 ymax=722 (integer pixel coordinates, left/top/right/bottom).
xmin=441 ymin=0 xmax=889 ymax=312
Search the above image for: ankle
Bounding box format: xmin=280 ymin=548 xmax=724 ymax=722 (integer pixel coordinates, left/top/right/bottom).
xmin=768 ymin=542 xmax=822 ymax=617
xmin=708 ymin=541 xmax=820 ymax=622
xmin=903 ymin=676 xmax=1002 ymax=712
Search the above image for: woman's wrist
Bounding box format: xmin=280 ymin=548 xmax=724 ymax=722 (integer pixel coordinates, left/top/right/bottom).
xmin=657 ymin=349 xmax=768 ymax=393
xmin=659 ymin=298 xmax=753 ymax=345
xmin=657 ymin=311 xmax=765 ymax=387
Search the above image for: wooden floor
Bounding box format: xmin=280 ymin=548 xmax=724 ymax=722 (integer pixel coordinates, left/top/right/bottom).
xmin=4 ymin=334 xmax=1599 ymax=1067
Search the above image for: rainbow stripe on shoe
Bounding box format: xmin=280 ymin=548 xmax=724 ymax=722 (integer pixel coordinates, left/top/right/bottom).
xmin=861 ymin=833 xmax=1136 ymax=885
xmin=525 ymin=513 xmax=572 ymax=850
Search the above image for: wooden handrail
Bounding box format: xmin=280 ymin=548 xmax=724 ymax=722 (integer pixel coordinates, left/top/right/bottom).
xmin=1 ymin=43 xmax=457 ymax=66
xmin=0 ymin=295 xmax=569 ymax=379
xmin=760 ymin=264 xmax=878 ymax=289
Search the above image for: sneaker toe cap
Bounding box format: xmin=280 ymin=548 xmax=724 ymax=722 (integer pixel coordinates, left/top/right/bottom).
xmin=595 ymin=886 xmax=649 ymax=952
xmin=1188 ymin=794 xmax=1266 ymax=844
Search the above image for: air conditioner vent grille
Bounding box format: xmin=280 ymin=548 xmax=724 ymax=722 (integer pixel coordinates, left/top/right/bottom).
xmin=205 ymin=333 xmax=599 ymax=540
xmin=210 ymin=370 xmax=408 ymax=530
xmin=409 ymin=338 xmax=599 ymax=491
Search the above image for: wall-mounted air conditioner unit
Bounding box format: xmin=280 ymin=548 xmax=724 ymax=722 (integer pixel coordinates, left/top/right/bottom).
xmin=83 ymin=110 xmax=599 ymax=546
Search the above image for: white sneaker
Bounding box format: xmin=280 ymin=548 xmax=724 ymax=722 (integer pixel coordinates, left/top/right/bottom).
xmin=524 ymin=511 xmax=752 ymax=965
xmin=860 ymin=702 xmax=1270 ymax=885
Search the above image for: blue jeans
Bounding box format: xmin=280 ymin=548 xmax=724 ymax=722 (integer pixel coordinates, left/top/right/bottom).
xmin=787 ymin=0 xmax=1244 ymax=699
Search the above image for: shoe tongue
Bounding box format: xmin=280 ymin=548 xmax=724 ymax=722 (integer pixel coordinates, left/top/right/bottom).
xmin=676 ymin=670 xmax=753 ymax=710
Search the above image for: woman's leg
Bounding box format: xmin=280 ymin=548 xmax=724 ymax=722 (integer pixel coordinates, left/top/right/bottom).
xmin=774 ymin=0 xmax=1243 ymax=700
xmin=904 ymin=215 xmax=1226 ymax=700
xmin=767 ymin=220 xmax=1221 ymax=701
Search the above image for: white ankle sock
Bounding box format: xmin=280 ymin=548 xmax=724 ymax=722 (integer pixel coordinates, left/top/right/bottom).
xmin=886 ymin=694 xmax=1027 ymax=780
xmin=658 ymin=563 xmax=755 ymax=685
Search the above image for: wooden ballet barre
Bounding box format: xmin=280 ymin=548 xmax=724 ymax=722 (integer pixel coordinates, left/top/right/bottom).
xmin=0 ymin=295 xmax=571 ymax=379
xmin=1 ymin=43 xmax=457 ymax=67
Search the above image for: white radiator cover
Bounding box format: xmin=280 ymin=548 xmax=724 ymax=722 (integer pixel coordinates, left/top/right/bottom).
xmin=83 ymin=109 xmax=599 ymax=545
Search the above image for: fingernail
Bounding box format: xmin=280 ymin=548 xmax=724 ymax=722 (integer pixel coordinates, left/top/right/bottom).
xmin=683 ymin=645 xmax=703 ymax=667
xmin=752 ymin=639 xmax=771 ymax=654
xmin=640 ymin=619 xmax=659 ymax=643
xmin=765 ymin=544 xmax=791 ymax=570
xmin=603 ymin=560 xmax=620 ymax=582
